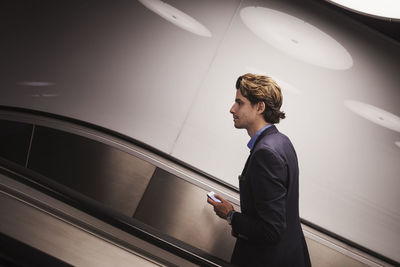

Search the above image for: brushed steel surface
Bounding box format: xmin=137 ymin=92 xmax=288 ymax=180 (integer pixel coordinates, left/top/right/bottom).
xmin=134 ymin=168 xmax=238 ymax=262
xmin=302 ymin=225 xmax=390 ymax=267
xmin=28 ymin=126 xmax=155 ymax=216
xmin=0 ymin=191 xmax=161 ymax=267
xmin=0 ymin=110 xmax=240 ymax=206
xmin=0 ymin=173 xmax=199 ymax=267
xmin=0 ymin=112 xmax=239 ymax=263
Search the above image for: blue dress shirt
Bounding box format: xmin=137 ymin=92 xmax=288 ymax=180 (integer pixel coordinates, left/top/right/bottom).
xmin=247 ymin=124 xmax=274 ymax=150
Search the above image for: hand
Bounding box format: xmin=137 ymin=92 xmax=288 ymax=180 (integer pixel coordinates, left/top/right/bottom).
xmin=207 ymin=194 xmax=233 ymax=219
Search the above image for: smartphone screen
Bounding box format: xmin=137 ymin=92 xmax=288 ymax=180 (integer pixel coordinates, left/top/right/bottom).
xmin=207 ymin=191 xmax=221 ymax=203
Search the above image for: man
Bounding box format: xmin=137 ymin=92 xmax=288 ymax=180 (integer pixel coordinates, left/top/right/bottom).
xmin=207 ymin=73 xmax=311 ymax=266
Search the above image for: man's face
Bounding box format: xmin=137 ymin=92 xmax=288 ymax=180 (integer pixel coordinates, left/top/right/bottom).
xmin=229 ymin=90 xmax=258 ymax=130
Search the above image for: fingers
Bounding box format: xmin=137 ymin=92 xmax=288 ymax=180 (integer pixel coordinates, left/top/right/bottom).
xmin=207 ymin=193 xmax=224 ymax=206
xmin=213 ymin=194 xmax=225 ymax=203
xmin=207 ymin=194 xmax=232 ymax=218
xmin=207 ymin=195 xmax=221 ymax=206
xmin=207 ymin=197 xmax=217 ymax=206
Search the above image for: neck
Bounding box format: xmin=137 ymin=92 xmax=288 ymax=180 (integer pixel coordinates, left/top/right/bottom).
xmin=247 ymin=121 xmax=269 ymax=138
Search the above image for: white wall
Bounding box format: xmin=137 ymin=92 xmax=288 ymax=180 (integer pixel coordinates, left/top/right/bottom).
xmin=1 ymin=0 xmax=399 ymax=262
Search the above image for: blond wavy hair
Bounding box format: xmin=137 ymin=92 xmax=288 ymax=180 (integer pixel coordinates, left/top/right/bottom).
xmin=235 ymin=73 xmax=286 ymax=123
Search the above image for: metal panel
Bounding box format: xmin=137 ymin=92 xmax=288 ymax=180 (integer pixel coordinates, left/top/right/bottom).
xmin=28 ymin=126 xmax=155 ymax=216
xmin=0 ymin=192 xmax=161 ymax=267
xmin=0 ymin=119 xmax=33 ymax=166
xmin=0 ymin=172 xmax=199 ymax=267
xmin=134 ymin=168 xmax=238 ymax=262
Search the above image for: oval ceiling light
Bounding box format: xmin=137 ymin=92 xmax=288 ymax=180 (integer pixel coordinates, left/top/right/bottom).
xmin=344 ymin=100 xmax=400 ymax=133
xmin=16 ymin=81 xmax=58 ymax=97
xmin=240 ymin=7 xmax=353 ymax=70
xmin=30 ymin=94 xmax=58 ymax=98
xmin=326 ymin=0 xmax=400 ymax=20
xmin=17 ymin=81 xmax=56 ymax=87
xmin=138 ymin=0 xmax=212 ymax=37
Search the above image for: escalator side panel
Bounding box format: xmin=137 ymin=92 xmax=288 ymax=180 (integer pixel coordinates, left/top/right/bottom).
xmin=27 ymin=126 xmax=155 ymax=216
xmin=0 ymin=119 xmax=33 ymax=166
xmin=0 ymin=189 xmax=161 ymax=267
xmin=134 ymin=168 xmax=238 ymax=262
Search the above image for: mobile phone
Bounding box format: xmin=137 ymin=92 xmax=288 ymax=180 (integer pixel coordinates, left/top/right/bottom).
xmin=207 ymin=191 xmax=221 ymax=203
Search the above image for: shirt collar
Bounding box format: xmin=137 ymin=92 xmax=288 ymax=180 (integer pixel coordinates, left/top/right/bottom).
xmin=247 ymin=124 xmax=273 ymax=150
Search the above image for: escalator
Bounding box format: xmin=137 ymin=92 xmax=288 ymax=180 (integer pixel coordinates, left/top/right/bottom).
xmin=0 ymin=107 xmax=396 ymax=267
xmin=0 ymin=107 xmax=238 ymax=266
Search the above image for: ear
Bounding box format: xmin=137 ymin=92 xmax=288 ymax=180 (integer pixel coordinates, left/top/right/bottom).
xmin=257 ymin=102 xmax=265 ymax=114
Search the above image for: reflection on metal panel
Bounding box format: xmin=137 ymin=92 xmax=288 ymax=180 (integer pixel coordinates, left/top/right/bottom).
xmin=0 ymin=192 xmax=160 ymax=267
xmin=0 ymin=173 xmax=199 ymax=267
xmin=28 ymin=126 xmax=155 ymax=216
xmin=134 ymin=168 xmax=238 ymax=262
xmin=0 ymin=119 xmax=33 ymax=166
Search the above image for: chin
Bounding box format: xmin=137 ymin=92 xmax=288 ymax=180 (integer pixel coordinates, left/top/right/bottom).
xmin=233 ymin=123 xmax=243 ymax=129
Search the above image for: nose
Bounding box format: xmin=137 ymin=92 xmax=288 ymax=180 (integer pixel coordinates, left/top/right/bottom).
xmin=230 ymin=104 xmax=235 ymax=114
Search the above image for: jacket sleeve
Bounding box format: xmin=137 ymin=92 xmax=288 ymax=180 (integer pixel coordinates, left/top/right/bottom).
xmin=232 ymin=148 xmax=287 ymax=244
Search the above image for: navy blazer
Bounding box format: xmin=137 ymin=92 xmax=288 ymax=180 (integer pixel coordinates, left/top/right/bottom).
xmin=231 ymin=125 xmax=311 ymax=267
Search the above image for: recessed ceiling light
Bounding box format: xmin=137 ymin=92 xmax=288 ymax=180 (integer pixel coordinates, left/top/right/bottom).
xmin=41 ymin=94 xmax=58 ymax=97
xmin=138 ymin=0 xmax=212 ymax=37
xmin=240 ymin=7 xmax=353 ymax=70
xmin=30 ymin=93 xmax=58 ymax=98
xmin=17 ymin=81 xmax=55 ymax=87
xmin=326 ymin=0 xmax=400 ymax=20
xmin=344 ymin=100 xmax=400 ymax=133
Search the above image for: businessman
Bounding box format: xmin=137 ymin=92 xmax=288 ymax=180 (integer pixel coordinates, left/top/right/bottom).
xmin=208 ymin=73 xmax=311 ymax=266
